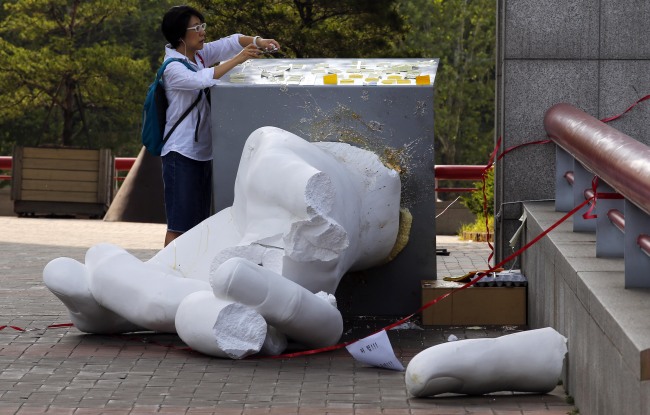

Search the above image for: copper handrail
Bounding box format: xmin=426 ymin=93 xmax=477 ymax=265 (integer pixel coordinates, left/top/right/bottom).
xmin=545 ymin=103 xmax=650 ymax=216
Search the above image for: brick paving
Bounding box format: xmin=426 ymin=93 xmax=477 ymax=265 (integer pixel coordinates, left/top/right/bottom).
xmin=0 ymin=217 xmax=576 ymax=415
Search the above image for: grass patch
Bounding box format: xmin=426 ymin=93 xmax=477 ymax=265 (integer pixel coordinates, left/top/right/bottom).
xmin=458 ymin=215 xmax=494 ymax=240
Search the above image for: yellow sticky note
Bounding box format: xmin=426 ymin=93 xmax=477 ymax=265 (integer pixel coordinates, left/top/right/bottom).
xmin=323 ymin=74 xmax=338 ymax=84
xmin=388 ymin=75 xmax=402 ymax=80
xmin=416 ymin=75 xmax=431 ymax=85
xmin=340 ymin=79 xmax=355 ymax=84
xmin=348 ymin=73 xmax=363 ymax=79
xmin=397 ymin=79 xmax=412 ymax=84
xmin=381 ymin=79 xmax=396 ymax=84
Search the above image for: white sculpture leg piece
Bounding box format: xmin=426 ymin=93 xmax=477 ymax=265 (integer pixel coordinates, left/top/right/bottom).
xmin=405 ymin=327 xmax=567 ymax=397
xmin=211 ymin=257 xmax=343 ymax=348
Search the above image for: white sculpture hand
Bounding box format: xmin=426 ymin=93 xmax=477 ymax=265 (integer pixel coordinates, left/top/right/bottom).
xmin=42 ymin=126 xmax=401 ymax=359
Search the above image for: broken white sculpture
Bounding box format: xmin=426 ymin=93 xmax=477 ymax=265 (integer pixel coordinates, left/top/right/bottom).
xmin=43 ymin=126 xmax=401 ymax=359
xmin=405 ymin=327 xmax=567 ymax=397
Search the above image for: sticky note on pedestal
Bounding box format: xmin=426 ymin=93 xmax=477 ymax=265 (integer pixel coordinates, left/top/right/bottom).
xmin=416 ymin=75 xmax=431 ymax=85
xmin=323 ymin=74 xmax=338 ymax=85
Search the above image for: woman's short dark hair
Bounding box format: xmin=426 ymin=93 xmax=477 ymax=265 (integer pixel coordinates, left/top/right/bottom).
xmin=161 ymin=5 xmax=205 ymax=48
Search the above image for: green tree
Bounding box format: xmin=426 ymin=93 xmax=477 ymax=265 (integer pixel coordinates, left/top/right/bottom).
xmin=0 ymin=0 xmax=153 ymax=153
xmin=190 ymin=0 xmax=409 ymax=58
xmin=396 ymin=0 xmax=496 ymax=166
xmin=0 ymin=0 xmax=496 ymax=162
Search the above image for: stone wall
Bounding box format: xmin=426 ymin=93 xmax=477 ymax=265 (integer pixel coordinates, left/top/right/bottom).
xmin=496 ymin=0 xmax=650 ymax=263
xmin=522 ymin=202 xmax=650 ymax=415
xmin=434 ymin=200 xmax=475 ymax=236
xmin=498 ymin=4 xmax=650 ymax=412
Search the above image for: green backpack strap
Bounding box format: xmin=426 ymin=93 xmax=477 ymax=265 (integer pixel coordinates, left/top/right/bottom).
xmin=158 ymin=58 xmax=206 ymax=144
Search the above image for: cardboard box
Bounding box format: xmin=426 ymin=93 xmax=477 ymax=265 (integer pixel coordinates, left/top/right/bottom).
xmin=421 ymin=280 xmax=526 ymax=326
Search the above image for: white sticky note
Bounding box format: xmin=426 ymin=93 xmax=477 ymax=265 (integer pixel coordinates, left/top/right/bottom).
xmin=346 ymin=330 xmax=405 ymax=371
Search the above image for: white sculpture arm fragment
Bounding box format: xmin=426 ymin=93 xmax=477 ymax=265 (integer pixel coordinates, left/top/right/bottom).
xmin=405 ymin=327 xmax=568 ymax=397
xmin=211 ymin=257 xmax=344 ymax=348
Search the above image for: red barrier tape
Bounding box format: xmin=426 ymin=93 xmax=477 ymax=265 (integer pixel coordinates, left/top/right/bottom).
xmin=269 ymin=94 xmax=650 ymax=359
xmin=582 ymin=177 xmax=625 ymax=219
xmin=3 ymin=95 xmax=647 ymax=357
xmin=256 ymin=196 xmax=592 ymax=359
xmin=474 ymin=138 xmax=554 ymax=264
xmin=0 ymin=325 xmax=25 ymax=332
xmin=496 ymin=139 xmax=552 ymax=164
xmin=0 ymin=323 xmax=73 ymax=332
xmin=0 ymin=179 xmax=612 ymax=357
xmin=600 ymin=94 xmax=650 ymax=123
xmin=267 ymin=92 xmax=650 ymax=359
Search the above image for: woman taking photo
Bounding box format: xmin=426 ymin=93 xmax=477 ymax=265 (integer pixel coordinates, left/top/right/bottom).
xmin=160 ymin=5 xmax=280 ymax=246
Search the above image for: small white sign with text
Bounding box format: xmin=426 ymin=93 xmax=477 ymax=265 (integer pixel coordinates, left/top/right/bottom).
xmin=346 ymin=329 xmax=405 ymax=371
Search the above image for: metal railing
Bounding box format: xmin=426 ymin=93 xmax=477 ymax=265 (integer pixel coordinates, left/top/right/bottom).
xmin=0 ymin=156 xmax=11 ymax=182
xmin=3 ymin=156 xmax=484 ymax=191
xmin=114 ymin=157 xmax=135 ymax=182
xmin=545 ymin=102 xmax=650 ymax=288
xmin=434 ymin=165 xmax=484 ymax=198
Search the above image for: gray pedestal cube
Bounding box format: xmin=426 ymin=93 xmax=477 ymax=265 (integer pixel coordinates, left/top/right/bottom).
xmin=210 ymin=58 xmax=437 ymax=316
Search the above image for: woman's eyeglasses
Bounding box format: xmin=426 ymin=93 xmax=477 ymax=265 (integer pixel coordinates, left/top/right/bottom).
xmin=187 ymin=23 xmax=207 ymax=33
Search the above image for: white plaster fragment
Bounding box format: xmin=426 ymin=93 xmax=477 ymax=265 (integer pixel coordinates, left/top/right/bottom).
xmin=405 ymin=327 xmax=567 ymax=397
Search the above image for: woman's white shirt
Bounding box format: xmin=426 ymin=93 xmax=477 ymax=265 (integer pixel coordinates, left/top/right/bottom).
xmin=161 ymin=34 xmax=243 ymax=161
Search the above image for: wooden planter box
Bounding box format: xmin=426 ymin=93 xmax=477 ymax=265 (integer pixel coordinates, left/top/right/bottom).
xmin=11 ymin=146 xmax=113 ymax=218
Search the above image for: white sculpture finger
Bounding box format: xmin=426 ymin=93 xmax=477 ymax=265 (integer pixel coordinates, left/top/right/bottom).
xmin=210 ymin=257 xmax=343 ymax=348
xmin=86 ymin=243 xmax=211 ymax=333
xmin=43 ymin=257 xmax=142 ymax=334
xmin=405 ymin=327 xmax=567 ymax=397
xmin=175 ymin=291 xmax=267 ymax=359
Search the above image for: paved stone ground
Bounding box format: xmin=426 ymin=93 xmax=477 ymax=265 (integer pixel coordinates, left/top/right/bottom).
xmin=0 ymin=217 xmax=576 ymax=415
